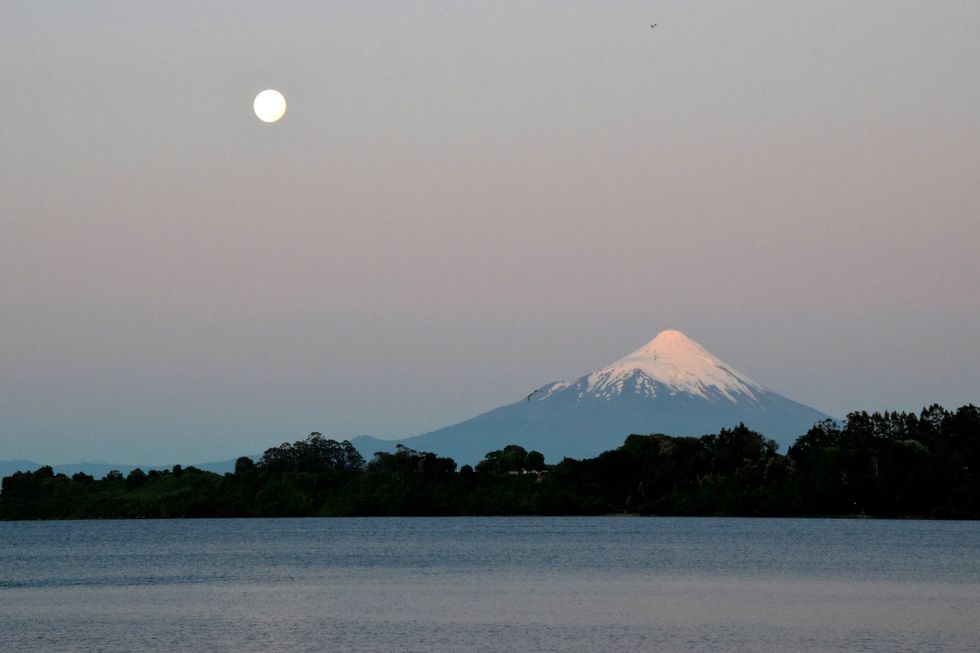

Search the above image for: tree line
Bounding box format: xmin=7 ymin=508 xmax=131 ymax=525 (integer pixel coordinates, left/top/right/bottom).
xmin=2 ymin=404 xmax=978 ymax=519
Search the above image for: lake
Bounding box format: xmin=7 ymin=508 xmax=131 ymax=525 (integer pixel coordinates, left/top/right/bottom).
xmin=1 ymin=517 xmax=978 ymax=652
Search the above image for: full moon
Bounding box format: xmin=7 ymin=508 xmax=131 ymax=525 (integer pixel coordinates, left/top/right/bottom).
xmin=253 ymin=89 xmax=286 ymax=123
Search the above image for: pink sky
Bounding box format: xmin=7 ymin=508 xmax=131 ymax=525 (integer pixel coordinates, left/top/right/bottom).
xmin=2 ymin=1 xmax=979 ymax=464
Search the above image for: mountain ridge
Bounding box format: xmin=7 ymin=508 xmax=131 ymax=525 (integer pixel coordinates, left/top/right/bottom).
xmin=353 ymin=330 xmax=830 ymax=464
xmin=0 ymin=458 xmax=249 ymax=479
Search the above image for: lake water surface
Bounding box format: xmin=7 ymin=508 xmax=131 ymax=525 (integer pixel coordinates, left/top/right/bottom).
xmin=1 ymin=517 xmax=978 ymax=652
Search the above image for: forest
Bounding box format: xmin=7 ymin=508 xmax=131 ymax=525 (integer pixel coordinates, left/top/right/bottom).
xmin=2 ymin=404 xmax=978 ymax=520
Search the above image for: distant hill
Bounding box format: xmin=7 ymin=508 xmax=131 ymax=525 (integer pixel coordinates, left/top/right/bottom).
xmin=0 ymin=460 xmax=41 ymax=479
xmin=354 ymin=330 xmax=830 ymax=465
xmin=0 ymin=458 xmax=248 ymax=480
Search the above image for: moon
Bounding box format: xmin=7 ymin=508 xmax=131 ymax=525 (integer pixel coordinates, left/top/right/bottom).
xmin=253 ymin=89 xmax=286 ymax=123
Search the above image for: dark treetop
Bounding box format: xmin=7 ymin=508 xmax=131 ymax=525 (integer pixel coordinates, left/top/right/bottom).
xmin=2 ymin=405 xmax=978 ymax=519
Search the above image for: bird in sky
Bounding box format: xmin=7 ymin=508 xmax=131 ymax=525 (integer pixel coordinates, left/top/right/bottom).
xmin=651 ymin=24 xmax=657 ymax=28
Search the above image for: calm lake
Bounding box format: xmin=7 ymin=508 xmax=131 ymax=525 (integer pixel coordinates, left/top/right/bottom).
xmin=1 ymin=517 xmax=978 ymax=652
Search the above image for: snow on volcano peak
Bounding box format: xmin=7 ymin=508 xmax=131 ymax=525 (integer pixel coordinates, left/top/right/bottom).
xmin=585 ymin=329 xmax=765 ymax=402
xmin=354 ymin=329 xmax=831 ymax=464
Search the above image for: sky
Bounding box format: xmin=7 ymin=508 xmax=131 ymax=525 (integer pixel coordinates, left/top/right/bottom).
xmin=2 ymin=1 xmax=979 ymax=465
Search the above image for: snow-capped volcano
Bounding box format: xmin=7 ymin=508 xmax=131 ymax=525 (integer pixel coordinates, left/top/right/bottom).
xmin=536 ymin=329 xmax=764 ymax=403
xmin=353 ymin=330 xmax=829 ymax=465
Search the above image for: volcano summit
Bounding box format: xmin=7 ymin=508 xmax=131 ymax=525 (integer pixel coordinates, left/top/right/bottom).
xmin=353 ymin=330 xmax=830 ymax=464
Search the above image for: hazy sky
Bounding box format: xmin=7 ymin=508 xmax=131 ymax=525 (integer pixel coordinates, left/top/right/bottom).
xmin=3 ymin=1 xmax=979 ymax=464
